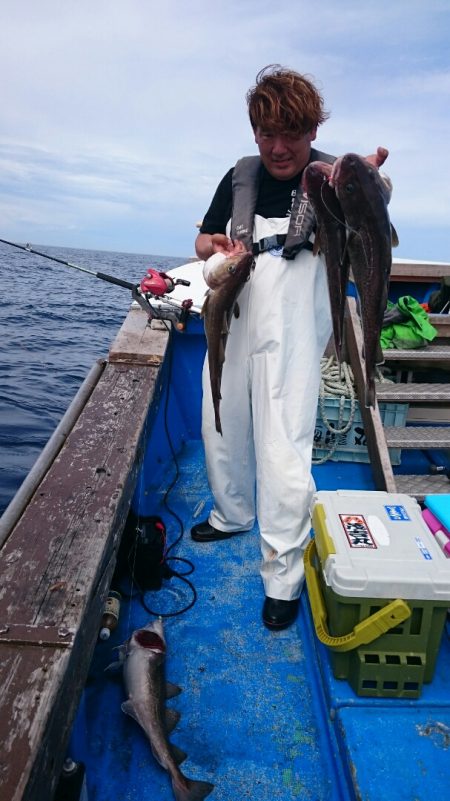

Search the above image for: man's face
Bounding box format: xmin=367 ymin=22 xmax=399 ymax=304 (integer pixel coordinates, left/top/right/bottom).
xmin=254 ymin=126 xmax=317 ymax=180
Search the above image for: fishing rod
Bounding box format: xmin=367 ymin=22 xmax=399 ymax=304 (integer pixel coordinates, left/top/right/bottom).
xmin=0 ymin=236 xmax=137 ymax=290
xmin=0 ymin=237 xmax=193 ymax=328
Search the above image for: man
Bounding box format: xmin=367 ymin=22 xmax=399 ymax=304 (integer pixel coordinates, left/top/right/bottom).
xmin=192 ymin=65 xmax=388 ymax=630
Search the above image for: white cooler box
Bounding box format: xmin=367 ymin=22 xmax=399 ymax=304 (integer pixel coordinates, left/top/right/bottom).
xmin=304 ymin=490 xmax=450 ymax=698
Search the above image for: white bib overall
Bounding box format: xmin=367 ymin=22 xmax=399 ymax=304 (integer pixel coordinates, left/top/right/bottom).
xmin=201 ymin=214 xmax=332 ymax=600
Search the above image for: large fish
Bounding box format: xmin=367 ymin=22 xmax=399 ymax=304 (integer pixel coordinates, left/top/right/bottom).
xmin=331 ymin=153 xmax=398 ymax=407
xmin=117 ymin=618 xmax=214 ymax=801
xmin=303 ymin=160 xmax=349 ymax=363
xmin=201 ymin=251 xmax=254 ymax=434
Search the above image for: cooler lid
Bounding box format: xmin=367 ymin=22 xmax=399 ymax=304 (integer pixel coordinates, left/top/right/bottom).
xmin=311 ymin=490 xmax=450 ymax=600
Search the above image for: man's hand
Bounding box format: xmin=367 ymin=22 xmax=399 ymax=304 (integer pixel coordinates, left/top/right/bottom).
xmin=196 ymin=232 xmax=247 ymax=260
xmin=364 ymin=146 xmax=389 ymax=170
xmin=211 ymin=234 xmax=247 ymax=256
xmin=329 ymin=146 xmax=389 ymax=187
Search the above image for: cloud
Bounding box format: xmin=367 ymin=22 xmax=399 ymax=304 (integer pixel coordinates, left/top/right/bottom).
xmin=0 ymin=1 xmax=449 ymax=259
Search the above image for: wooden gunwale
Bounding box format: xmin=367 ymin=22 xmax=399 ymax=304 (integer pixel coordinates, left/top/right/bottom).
xmin=0 ymin=309 xmax=169 ymax=801
xmin=391 ymin=260 xmax=450 ymax=282
xmin=344 ymin=296 xmax=397 ymax=492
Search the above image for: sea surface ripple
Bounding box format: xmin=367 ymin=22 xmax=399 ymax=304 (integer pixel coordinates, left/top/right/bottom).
xmin=0 ymin=242 xmax=186 ymax=515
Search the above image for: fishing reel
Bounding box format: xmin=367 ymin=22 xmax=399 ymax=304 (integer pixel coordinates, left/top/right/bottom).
xmin=139 ymin=268 xmax=190 ymax=298
xmin=133 ymin=268 xmax=193 ymax=330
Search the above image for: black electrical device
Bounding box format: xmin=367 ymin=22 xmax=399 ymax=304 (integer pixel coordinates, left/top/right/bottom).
xmin=114 ymin=510 xmax=169 ymax=591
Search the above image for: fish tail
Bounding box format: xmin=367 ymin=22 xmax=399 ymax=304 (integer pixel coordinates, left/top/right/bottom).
xmin=172 ymin=776 xmax=214 ymax=801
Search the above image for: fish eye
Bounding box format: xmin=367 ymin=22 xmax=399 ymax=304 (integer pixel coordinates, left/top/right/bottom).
xmin=228 ymin=265 xmax=236 ymax=274
xmin=345 ymin=182 xmax=355 ymax=193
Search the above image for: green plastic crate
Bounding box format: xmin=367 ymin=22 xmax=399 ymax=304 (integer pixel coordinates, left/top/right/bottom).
xmin=313 ymin=398 xmax=408 ymax=464
xmin=305 ymin=491 xmax=450 ymax=699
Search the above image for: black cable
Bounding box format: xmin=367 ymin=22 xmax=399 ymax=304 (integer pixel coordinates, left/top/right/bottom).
xmin=160 ymin=324 xmax=185 ymax=555
xmin=140 ymin=567 xmax=198 ymax=618
xmin=132 ymin=324 xmax=197 ymax=618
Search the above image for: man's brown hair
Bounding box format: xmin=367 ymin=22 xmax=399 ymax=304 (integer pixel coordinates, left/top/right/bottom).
xmin=246 ymin=64 xmax=329 ymax=135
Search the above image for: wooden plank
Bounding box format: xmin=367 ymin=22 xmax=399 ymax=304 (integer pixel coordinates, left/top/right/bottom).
xmin=383 ymin=344 xmax=450 ymax=362
xmin=109 ymin=306 xmax=169 ymax=364
xmin=391 ymin=260 xmax=450 ymax=281
xmin=384 ymin=425 xmax=450 ymax=449
xmin=394 ymin=473 xmax=450 ymax=500
xmin=344 ymin=298 xmax=397 ymax=492
xmin=0 ymin=359 xmax=106 ymax=550
xmin=0 ymin=340 xmax=168 ymax=800
xmin=382 ymin=342 xmax=450 ymax=372
xmin=376 ymin=383 xmax=450 ymax=402
xmin=0 ymin=569 xmax=109 ymax=801
xmin=407 ymin=405 xmax=450 ymax=423
xmin=429 ymin=314 xmax=450 ymax=338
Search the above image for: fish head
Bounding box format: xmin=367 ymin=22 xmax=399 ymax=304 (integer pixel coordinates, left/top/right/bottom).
xmin=303 ymin=161 xmax=329 ymax=202
xmin=207 ymin=251 xmax=254 ymax=289
xmin=335 ymin=151 xmax=371 ymax=182
xmin=333 ymin=153 xmax=390 ymax=226
xmin=303 ymin=160 xmax=345 ymax=254
xmin=129 ymin=618 xmax=166 ymax=656
xmin=227 ymin=251 xmax=254 ymax=276
xmin=334 ymin=153 xmax=388 ymax=199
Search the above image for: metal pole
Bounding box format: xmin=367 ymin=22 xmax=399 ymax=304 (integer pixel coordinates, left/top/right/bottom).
xmin=0 ymin=359 xmax=106 ymax=548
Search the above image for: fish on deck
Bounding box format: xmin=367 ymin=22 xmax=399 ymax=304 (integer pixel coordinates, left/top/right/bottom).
xmin=110 ymin=618 xmax=214 ymax=801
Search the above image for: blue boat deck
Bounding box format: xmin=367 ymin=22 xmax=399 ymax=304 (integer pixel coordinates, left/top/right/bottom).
xmin=71 ymin=438 xmax=450 ymax=801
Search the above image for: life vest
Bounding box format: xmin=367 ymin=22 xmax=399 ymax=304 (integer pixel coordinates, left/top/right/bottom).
xmin=230 ymin=148 xmax=335 ymax=260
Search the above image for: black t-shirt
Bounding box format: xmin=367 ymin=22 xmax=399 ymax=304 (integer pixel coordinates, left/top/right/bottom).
xmin=200 ymin=165 xmax=303 ymax=235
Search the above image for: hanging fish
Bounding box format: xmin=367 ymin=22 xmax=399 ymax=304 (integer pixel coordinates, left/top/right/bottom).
xmin=331 ymin=153 xmax=398 ymax=407
xmin=303 ymin=160 xmax=350 ymax=364
xmin=201 ymin=251 xmax=254 ymax=434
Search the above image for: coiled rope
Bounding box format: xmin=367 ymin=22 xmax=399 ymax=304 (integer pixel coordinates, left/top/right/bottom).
xmin=312 ymin=356 xmax=391 ymax=464
xmin=312 ymin=356 xmax=356 ymax=465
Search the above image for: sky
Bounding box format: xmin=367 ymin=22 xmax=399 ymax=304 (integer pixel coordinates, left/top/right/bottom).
xmin=1 ymin=0 xmax=449 ymax=262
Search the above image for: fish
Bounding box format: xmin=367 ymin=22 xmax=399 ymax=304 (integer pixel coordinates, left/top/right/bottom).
xmin=201 ymin=251 xmax=254 ymax=434
xmin=303 ymin=160 xmax=349 ymax=364
xmin=331 ymin=153 xmax=398 ymax=407
xmin=116 ymin=618 xmax=214 ymax=801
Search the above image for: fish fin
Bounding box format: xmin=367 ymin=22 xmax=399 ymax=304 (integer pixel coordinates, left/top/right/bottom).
xmin=200 ymin=291 xmax=210 ymax=319
xmin=104 ymin=660 xmax=123 ymax=675
xmin=104 ymin=641 xmax=128 ymax=674
xmin=165 ymin=708 xmax=181 ymax=733
xmin=224 ymin=309 xmax=233 ymax=333
xmin=391 ymin=224 xmax=399 ymax=248
xmin=170 ymin=743 xmax=188 ymax=765
xmin=234 ymin=301 xmax=240 ymax=319
xmin=341 ymin=232 xmax=352 ymax=265
xmin=365 ymin=380 xmax=376 ymax=408
xmin=375 ymin=341 xmax=385 ymax=366
xmin=172 ymin=776 xmax=215 ymax=801
xmin=215 ymin=414 xmax=223 ymax=436
xmin=121 ymin=699 xmax=140 ymax=724
xmin=166 ymin=681 xmax=182 ymax=699
xmin=312 ymin=229 xmax=322 ymax=256
xmin=218 ymin=338 xmax=227 ymax=368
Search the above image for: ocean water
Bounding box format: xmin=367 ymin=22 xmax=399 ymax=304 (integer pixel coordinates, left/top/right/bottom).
xmin=0 ymin=242 xmax=187 ymax=516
